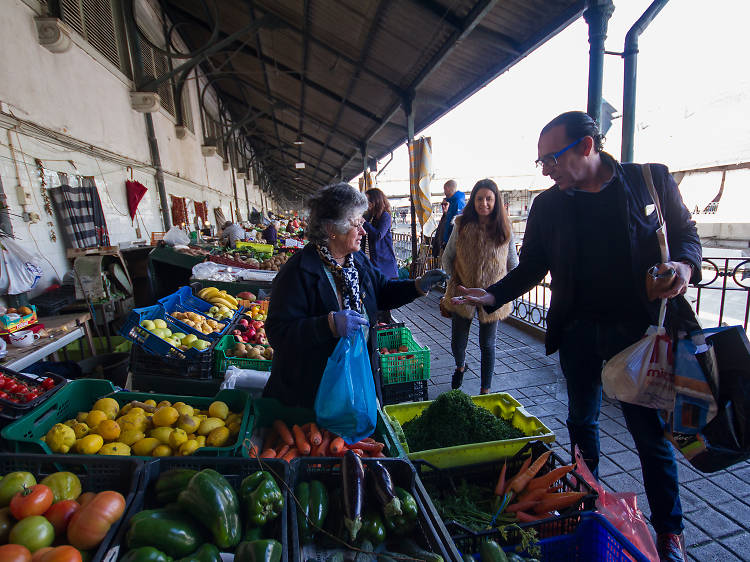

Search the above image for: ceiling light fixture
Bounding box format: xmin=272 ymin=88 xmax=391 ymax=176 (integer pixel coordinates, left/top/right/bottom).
xmin=293 ymin=137 xmax=304 ymax=145
xmin=295 ymin=162 xmax=305 ymax=169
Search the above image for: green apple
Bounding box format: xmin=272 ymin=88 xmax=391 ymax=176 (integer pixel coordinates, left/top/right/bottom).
xmin=151 ymin=328 xmax=167 ymax=338
xmin=153 ymin=319 xmax=167 ymax=329
xmin=218 ymin=306 xmax=230 ymax=314
xmin=209 ymin=306 xmax=219 ymax=314
xmin=165 ymin=337 xmax=180 ymax=347
xmin=172 ymin=332 xmax=187 ymax=341
xmin=182 ymin=334 xmax=198 ymax=345
xmin=140 ymin=319 xmax=156 ymax=331
xmin=190 ymin=339 xmax=210 ymax=351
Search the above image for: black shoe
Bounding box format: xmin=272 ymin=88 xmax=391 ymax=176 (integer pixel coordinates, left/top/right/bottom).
xmin=657 ymin=533 xmax=685 ymax=562
xmin=451 ymin=365 xmax=466 ymax=390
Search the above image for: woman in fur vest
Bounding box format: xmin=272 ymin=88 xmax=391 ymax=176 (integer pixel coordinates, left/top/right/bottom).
xmin=442 ymin=179 xmax=518 ymax=393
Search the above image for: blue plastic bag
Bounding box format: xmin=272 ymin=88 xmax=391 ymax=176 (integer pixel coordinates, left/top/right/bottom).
xmin=314 ymin=328 xmax=376 ymax=444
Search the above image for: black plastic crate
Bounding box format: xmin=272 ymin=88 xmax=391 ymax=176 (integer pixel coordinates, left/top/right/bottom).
xmin=288 ymin=457 xmax=459 ymax=562
xmin=0 ymin=453 xmax=144 ymax=562
xmin=417 ymin=441 xmax=598 ymax=553
xmin=0 ymin=366 xmax=67 ymax=425
xmin=130 ymin=371 xmax=223 ymax=395
xmin=129 ymin=339 xmax=217 ymax=379
xmin=106 ymin=457 xmax=290 ymax=562
xmin=30 ymin=286 xmax=76 ymax=316
xmin=381 ymin=379 xmax=428 ymax=405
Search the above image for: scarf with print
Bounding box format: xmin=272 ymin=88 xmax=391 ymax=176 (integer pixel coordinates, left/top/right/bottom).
xmin=316 ymin=243 xmax=363 ymax=313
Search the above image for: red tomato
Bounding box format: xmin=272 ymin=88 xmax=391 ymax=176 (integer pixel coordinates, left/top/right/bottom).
xmin=6 ymin=381 xmax=19 ymax=393
xmin=42 ymin=500 xmax=79 ymax=535
xmin=66 ymin=491 xmax=125 ymax=550
xmin=10 ymin=484 xmax=54 ymax=520
xmin=30 ymin=547 xmax=53 ymax=562
xmin=0 ymin=391 xmax=8 ymax=399
xmin=41 ymin=378 xmax=55 ymax=390
xmin=36 ymin=545 xmax=82 ymax=562
xmin=0 ymin=543 xmax=33 ymax=562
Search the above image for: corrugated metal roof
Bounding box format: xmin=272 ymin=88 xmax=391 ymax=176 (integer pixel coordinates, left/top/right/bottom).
xmin=162 ymin=0 xmax=585 ymax=198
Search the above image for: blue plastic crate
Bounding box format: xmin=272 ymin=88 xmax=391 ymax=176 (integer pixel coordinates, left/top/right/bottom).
xmin=157 ymin=287 xmax=238 ymax=340
xmin=118 ymin=304 xmax=214 ymax=360
xmin=504 ymin=512 xmax=651 ymax=562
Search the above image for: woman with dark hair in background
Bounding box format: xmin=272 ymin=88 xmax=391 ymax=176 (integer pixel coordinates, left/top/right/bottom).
xmin=441 ymin=179 xmax=518 ymax=394
xmin=363 ymin=188 xmax=398 ymax=280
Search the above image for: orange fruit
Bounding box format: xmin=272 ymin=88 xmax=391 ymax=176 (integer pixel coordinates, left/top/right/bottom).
xmin=93 ymin=419 xmax=121 ymax=441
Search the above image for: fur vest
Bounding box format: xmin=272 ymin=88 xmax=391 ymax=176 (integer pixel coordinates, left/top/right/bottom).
xmin=443 ymin=218 xmax=513 ymax=323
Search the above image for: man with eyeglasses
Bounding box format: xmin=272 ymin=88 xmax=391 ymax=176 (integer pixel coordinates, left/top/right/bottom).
xmin=454 ymin=111 xmax=701 ymax=562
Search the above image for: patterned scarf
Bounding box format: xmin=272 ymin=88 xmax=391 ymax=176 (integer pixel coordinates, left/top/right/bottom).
xmin=316 ymin=243 xmax=363 ymax=313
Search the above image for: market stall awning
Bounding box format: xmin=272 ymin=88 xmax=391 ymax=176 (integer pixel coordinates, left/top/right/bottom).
xmin=159 ymin=0 xmax=586 ymax=199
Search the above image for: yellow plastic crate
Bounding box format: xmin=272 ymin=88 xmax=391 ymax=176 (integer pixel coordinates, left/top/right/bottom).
xmin=236 ymin=241 xmax=274 ymax=253
xmin=383 ymin=392 xmax=555 ymax=469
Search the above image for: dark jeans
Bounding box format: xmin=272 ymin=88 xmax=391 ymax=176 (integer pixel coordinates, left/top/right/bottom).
xmin=451 ymin=315 xmax=497 ymax=390
xmin=558 ymin=316 xmax=683 ymax=535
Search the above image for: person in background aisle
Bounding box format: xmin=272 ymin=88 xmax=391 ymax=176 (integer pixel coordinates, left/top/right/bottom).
xmin=264 ymin=182 xmax=447 ymax=408
xmin=442 ymin=179 xmax=466 ymax=248
xmin=219 ymin=221 xmax=246 ymax=247
xmin=432 ymin=199 xmax=450 ymax=260
xmin=262 ymin=220 xmax=279 ymax=245
xmin=454 ymin=111 xmax=701 ymax=562
xmin=363 ymin=188 xmax=398 ymax=280
xmin=441 ymin=179 xmax=518 ymax=394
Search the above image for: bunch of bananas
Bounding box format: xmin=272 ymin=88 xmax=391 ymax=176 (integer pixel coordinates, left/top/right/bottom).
xmin=197 ymin=287 xmax=239 ymax=320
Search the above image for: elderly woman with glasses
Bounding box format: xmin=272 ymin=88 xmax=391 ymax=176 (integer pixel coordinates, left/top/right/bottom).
xmin=263 ymin=182 xmax=446 ymax=408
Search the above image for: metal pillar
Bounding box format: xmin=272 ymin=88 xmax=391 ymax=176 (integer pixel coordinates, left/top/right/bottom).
xmin=360 ymin=143 xmax=368 ymax=191
xmin=583 ymin=0 xmax=615 ymax=127
xmin=404 ymin=96 xmax=418 ymax=275
xmin=621 ymin=0 xmax=669 ymax=162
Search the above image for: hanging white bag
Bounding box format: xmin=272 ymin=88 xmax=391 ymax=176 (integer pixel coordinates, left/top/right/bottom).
xmin=0 ymin=238 xmax=44 ymax=294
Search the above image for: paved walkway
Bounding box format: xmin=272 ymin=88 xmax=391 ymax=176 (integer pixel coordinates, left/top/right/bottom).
xmin=395 ymin=292 xmax=750 ymax=561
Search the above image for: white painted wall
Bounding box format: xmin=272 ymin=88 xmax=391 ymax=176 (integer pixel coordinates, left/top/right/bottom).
xmin=0 ymin=0 xmax=274 ymax=296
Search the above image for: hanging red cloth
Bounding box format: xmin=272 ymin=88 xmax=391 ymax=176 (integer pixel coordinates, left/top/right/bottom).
xmin=126 ymin=180 xmax=148 ymax=221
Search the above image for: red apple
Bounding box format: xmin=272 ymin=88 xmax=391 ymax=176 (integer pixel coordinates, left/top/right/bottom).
xmin=239 ymin=318 xmax=249 ymax=328
xmin=379 ymin=347 xmax=388 ymax=354
xmin=256 ymin=327 xmax=266 ymax=336
xmin=246 ymin=327 xmax=257 ymax=339
xmin=258 ymin=336 xmax=268 ymax=345
xmin=251 ymin=320 xmax=264 ymax=331
xmin=241 ymin=335 xmax=249 ymax=343
xmin=232 ymin=329 xmax=242 ymax=337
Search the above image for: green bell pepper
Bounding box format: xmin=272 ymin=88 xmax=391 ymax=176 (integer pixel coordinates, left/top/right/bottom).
xmin=155 ymin=469 xmax=198 ymax=505
xmin=178 ymin=469 xmax=242 ymax=549
xmin=295 ymin=482 xmax=311 ymax=543
xmin=360 ymin=509 xmax=386 ymax=545
xmin=234 ymin=539 xmax=282 ymax=562
xmin=243 ymin=526 xmax=263 ymax=542
xmin=126 ymin=509 xmax=205 ymax=558
xmin=383 ymin=487 xmax=418 ymax=536
xmin=175 ymin=543 xmax=222 ymax=562
xmin=239 ymin=471 xmax=283 ymax=527
xmin=120 ymin=546 xmax=173 ymax=562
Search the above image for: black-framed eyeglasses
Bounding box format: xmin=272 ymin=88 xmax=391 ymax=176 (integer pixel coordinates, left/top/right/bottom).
xmin=535 ymin=137 xmax=584 ymax=169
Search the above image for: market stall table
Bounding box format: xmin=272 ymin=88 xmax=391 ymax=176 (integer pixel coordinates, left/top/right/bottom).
xmin=2 ymin=312 xmax=95 ymax=371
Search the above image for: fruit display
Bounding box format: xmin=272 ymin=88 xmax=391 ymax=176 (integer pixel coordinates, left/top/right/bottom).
xmin=259 ymin=253 xmax=289 ymax=271
xmin=168 ymin=311 xmax=225 ymax=334
xmin=137 ymin=318 xmax=211 ymax=351
xmin=226 ymin=341 xmax=273 ymax=361
xmin=0 ymin=372 xmax=57 ymax=405
xmin=196 ymin=287 xmax=240 ymax=314
xmin=232 ymin=317 xmax=268 ymax=347
xmin=42 ymin=398 xmax=244 ymax=457
xmin=0 ymin=468 xmax=125 ymax=559
xmin=118 ymin=466 xmax=284 ymax=561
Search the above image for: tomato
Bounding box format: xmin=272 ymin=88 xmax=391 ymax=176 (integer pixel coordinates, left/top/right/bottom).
xmin=0 ymin=506 xmax=14 ymax=542
xmin=31 ymin=547 xmax=54 ymax=562
xmin=41 ymin=378 xmax=55 ymax=390
xmin=35 ymin=545 xmax=82 ymax=562
xmin=0 ymin=543 xmax=32 ymax=562
xmin=43 ymin=500 xmax=79 ymax=535
xmin=10 ymin=484 xmax=54 ymax=519
xmin=0 ymin=391 xmax=8 ymax=399
xmin=66 ymin=491 xmax=125 ymax=550
xmin=0 ymin=472 xmax=37 ymax=507
xmin=9 ymin=515 xmax=55 ymax=553
xmin=6 ymin=381 xmax=19 ymax=393
xmin=75 ymin=492 xmax=95 ymax=508
xmin=40 ymin=472 xmax=81 ymax=503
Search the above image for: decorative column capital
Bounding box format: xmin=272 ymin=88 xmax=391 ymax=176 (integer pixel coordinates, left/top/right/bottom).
xmin=130 ymin=92 xmax=161 ymax=113
xmin=35 ymin=18 xmax=72 ymax=53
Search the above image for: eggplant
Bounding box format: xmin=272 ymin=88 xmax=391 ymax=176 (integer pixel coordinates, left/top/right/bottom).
xmin=342 ymin=450 xmax=365 ymax=542
xmin=370 ymin=461 xmax=402 ymax=519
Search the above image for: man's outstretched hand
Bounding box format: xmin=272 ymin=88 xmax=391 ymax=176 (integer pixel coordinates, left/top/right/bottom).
xmin=451 ymin=285 xmax=496 ymax=307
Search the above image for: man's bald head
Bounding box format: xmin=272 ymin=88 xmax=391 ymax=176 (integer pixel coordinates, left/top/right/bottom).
xmin=443 ymin=180 xmax=457 ymax=197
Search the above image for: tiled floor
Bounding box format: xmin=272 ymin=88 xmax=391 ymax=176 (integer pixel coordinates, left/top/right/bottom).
xmin=394 ymin=292 xmax=750 ymax=561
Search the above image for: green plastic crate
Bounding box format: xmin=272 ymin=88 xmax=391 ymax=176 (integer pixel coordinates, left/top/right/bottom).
xmin=213 ymin=334 xmax=273 ymax=375
xmin=383 ymin=392 xmax=555 ymax=469
xmin=375 ymin=326 xmax=430 ymax=384
xmin=1 ymin=379 xmax=253 ymax=458
xmin=246 ymin=397 xmax=406 ymax=459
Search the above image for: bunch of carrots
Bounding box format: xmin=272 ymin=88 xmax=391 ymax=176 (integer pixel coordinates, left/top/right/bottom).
xmin=246 ymin=419 xmax=388 ymax=462
xmin=494 ymin=449 xmax=588 ymax=523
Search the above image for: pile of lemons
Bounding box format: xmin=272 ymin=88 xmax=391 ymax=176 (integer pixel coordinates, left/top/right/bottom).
xmin=43 ymin=397 xmax=243 ymax=456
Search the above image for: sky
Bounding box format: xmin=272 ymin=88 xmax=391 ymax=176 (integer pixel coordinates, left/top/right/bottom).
xmin=365 ymin=0 xmax=750 ymax=198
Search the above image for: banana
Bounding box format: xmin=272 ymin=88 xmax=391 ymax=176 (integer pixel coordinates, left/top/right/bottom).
xmin=220 ymin=293 xmax=239 ymax=307
xmin=209 ymin=297 xmax=237 ymax=310
xmin=198 ymin=287 xmax=220 ymax=299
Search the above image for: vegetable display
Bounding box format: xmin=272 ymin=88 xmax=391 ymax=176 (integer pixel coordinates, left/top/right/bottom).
xmin=0 ymin=372 xmax=56 ymax=405
xmin=402 ymin=390 xmax=524 ymax=452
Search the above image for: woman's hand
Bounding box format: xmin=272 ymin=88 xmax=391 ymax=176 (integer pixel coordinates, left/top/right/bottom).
xmin=451 ymin=285 xmax=496 ymax=307
xmin=331 ymin=310 xmax=369 ymax=338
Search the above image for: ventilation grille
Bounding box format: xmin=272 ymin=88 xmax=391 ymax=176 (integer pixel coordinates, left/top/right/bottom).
xmin=59 ymin=0 xmax=124 ymax=72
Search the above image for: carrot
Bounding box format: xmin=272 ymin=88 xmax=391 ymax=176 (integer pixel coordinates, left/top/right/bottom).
xmin=527 ymin=465 xmax=575 ymax=491
xmin=308 ymin=423 xmax=322 ymax=447
xmin=300 ymin=422 xmax=312 ymax=432
xmin=508 ymin=450 xmax=552 ymax=496
xmin=292 ymin=424 xmax=311 ymax=455
xmin=246 ymin=444 xmax=259 ymax=458
xmin=262 ymin=427 xmax=278 ymax=451
xmin=371 ymin=451 xmax=386 ymax=458
xmin=494 ymin=461 xmax=508 ymax=496
xmin=312 ymin=432 xmax=332 ymax=457
xmin=273 ymin=420 xmax=294 ymax=446
xmin=517 ymin=488 xmax=549 ymax=502
xmin=275 ymin=444 xmax=290 ymax=458
xmin=532 ymin=492 xmax=587 ymax=514
xmin=330 ymin=437 xmax=346 ymax=455
xmin=349 ymin=448 xmax=365 ymax=456
xmin=361 ymin=437 xmax=376 ymax=443
xmin=282 ymin=447 xmax=299 ymax=462
xmin=345 ymin=440 xmax=384 ymax=454
xmin=260 ymin=448 xmax=277 ymax=458
xmin=516 ymin=511 xmax=548 ymax=522
xmin=505 ymin=499 xmax=540 ymax=513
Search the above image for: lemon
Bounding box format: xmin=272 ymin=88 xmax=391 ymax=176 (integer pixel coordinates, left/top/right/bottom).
xmin=144 ymin=399 xmax=157 ymax=408
xmin=64 ymin=418 xmax=77 ymax=428
xmin=119 ymin=417 xmax=148 ymax=433
xmin=198 ymin=417 xmax=225 ymax=436
xmin=129 ymin=407 xmax=146 ymax=417
xmin=119 ymin=403 xmax=133 ymax=416
xmin=93 ymin=419 xmax=121 ymax=442
xmin=150 ymin=426 xmax=174 ymax=444
xmin=120 ymin=429 xmax=145 ymax=446
xmin=76 ymin=434 xmax=104 ymax=455
xmin=76 ymin=411 xmax=89 ymax=423
xmin=86 ymin=410 xmax=108 ymax=429
xmin=152 ymin=444 xmax=172 ymax=457
xmin=208 ymin=401 xmax=229 ymax=420
xmin=177 ymin=414 xmax=200 ymax=434
xmin=206 ymin=426 xmax=230 ymax=447
xmin=92 ymin=398 xmax=119 ymax=420
xmin=99 ymin=442 xmax=131 ymax=455
xmin=156 ymin=400 xmax=172 ymax=409
xmin=195 ymin=436 xmax=206 ymax=447
xmin=179 ymin=439 xmax=200 ymax=456
xmin=152 ymin=407 xmax=179 ymax=427
xmin=175 ymin=404 xmax=194 ymax=417
xmin=225 ymin=413 xmax=241 ymax=426
xmin=227 ymin=421 xmax=241 ymax=436
xmin=72 ymin=422 xmax=90 ymax=439
xmin=132 ymin=437 xmax=160 ymax=456
xmin=46 ymin=423 xmax=76 ymax=454
xmin=168 ymin=428 xmax=188 ymax=449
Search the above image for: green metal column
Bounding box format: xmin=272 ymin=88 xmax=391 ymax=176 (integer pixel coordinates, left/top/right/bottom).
xmin=583 ymin=0 xmax=615 ymax=127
